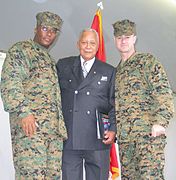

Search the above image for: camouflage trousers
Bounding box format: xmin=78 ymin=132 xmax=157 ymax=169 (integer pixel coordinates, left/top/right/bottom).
xmin=12 ymin=132 xmax=63 ymax=180
xmin=119 ymin=135 xmax=166 ymax=180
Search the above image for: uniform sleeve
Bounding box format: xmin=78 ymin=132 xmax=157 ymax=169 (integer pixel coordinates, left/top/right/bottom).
xmin=146 ymin=56 xmax=174 ymax=128
xmin=55 ymin=60 xmax=63 ymax=120
xmin=0 ymin=47 xmax=32 ymax=118
xmin=56 ymin=81 xmax=68 ymax=139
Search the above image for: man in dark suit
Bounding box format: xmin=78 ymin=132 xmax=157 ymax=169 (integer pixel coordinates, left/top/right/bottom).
xmin=56 ymin=28 xmax=116 ymax=180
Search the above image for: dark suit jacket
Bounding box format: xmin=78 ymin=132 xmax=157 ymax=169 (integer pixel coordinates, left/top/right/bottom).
xmin=56 ymin=56 xmax=116 ymax=150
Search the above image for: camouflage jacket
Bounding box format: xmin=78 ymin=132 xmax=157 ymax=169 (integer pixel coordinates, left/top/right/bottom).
xmin=115 ymin=52 xmax=174 ymax=139
xmin=1 ymin=39 xmax=67 ymax=140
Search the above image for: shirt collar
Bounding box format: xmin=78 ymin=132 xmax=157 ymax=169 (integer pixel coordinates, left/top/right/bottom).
xmin=80 ymin=56 xmax=95 ymax=66
xmin=80 ymin=56 xmax=95 ymax=74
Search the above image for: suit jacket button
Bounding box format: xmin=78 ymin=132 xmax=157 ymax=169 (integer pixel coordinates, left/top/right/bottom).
xmin=86 ymin=91 xmax=90 ymax=95
xmin=87 ymin=110 xmax=90 ymax=114
xmin=69 ymin=109 xmax=72 ymax=113
xmin=75 ymin=90 xmax=78 ymax=94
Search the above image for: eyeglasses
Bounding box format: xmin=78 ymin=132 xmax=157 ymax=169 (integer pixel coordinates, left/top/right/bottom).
xmin=41 ymin=26 xmax=58 ymax=34
xmin=80 ymin=41 xmax=97 ymax=47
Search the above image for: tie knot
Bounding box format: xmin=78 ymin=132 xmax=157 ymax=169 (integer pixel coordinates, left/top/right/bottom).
xmin=83 ymin=61 xmax=87 ymax=66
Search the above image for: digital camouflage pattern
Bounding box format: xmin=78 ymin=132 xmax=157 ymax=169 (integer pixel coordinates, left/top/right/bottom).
xmin=36 ymin=11 xmax=63 ymax=32
xmin=113 ymin=19 xmax=136 ymax=37
xmin=1 ymin=39 xmax=67 ymax=179
xmin=115 ymin=53 xmax=174 ymax=180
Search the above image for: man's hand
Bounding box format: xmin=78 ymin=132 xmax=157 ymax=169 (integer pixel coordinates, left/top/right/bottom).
xmin=21 ymin=114 xmax=37 ymax=137
xmin=103 ymin=131 xmax=116 ymax=145
xmin=151 ymin=124 xmax=166 ymax=137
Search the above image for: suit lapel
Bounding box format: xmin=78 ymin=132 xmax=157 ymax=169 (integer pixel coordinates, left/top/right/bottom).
xmin=72 ymin=56 xmax=84 ymax=85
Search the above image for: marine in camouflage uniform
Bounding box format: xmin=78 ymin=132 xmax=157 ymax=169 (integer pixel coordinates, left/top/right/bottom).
xmin=113 ymin=19 xmax=174 ymax=180
xmin=1 ymin=11 xmax=67 ymax=179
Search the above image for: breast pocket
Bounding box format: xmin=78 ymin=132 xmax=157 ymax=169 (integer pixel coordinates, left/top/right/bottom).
xmin=91 ymin=75 xmax=109 ymax=90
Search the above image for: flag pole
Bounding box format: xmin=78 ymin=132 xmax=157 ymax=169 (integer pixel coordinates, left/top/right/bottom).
xmin=91 ymin=1 xmax=106 ymax=62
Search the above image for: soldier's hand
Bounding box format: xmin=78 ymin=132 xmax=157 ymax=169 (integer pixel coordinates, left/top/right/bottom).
xmin=151 ymin=124 xmax=166 ymax=137
xmin=21 ymin=114 xmax=36 ymax=137
xmin=103 ymin=131 xmax=116 ymax=145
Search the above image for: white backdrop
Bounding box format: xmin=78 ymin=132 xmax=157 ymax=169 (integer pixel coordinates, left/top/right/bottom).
xmin=164 ymin=96 xmax=176 ymax=180
xmin=0 ymin=52 xmax=175 ymax=179
xmin=0 ymin=52 xmax=15 ymax=180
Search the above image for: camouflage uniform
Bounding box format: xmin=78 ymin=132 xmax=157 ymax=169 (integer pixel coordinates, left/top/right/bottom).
xmin=1 ymin=39 xmax=67 ymax=179
xmin=115 ymin=52 xmax=174 ymax=180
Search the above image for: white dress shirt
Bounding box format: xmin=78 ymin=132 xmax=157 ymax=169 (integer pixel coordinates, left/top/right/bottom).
xmin=80 ymin=56 xmax=95 ymax=77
